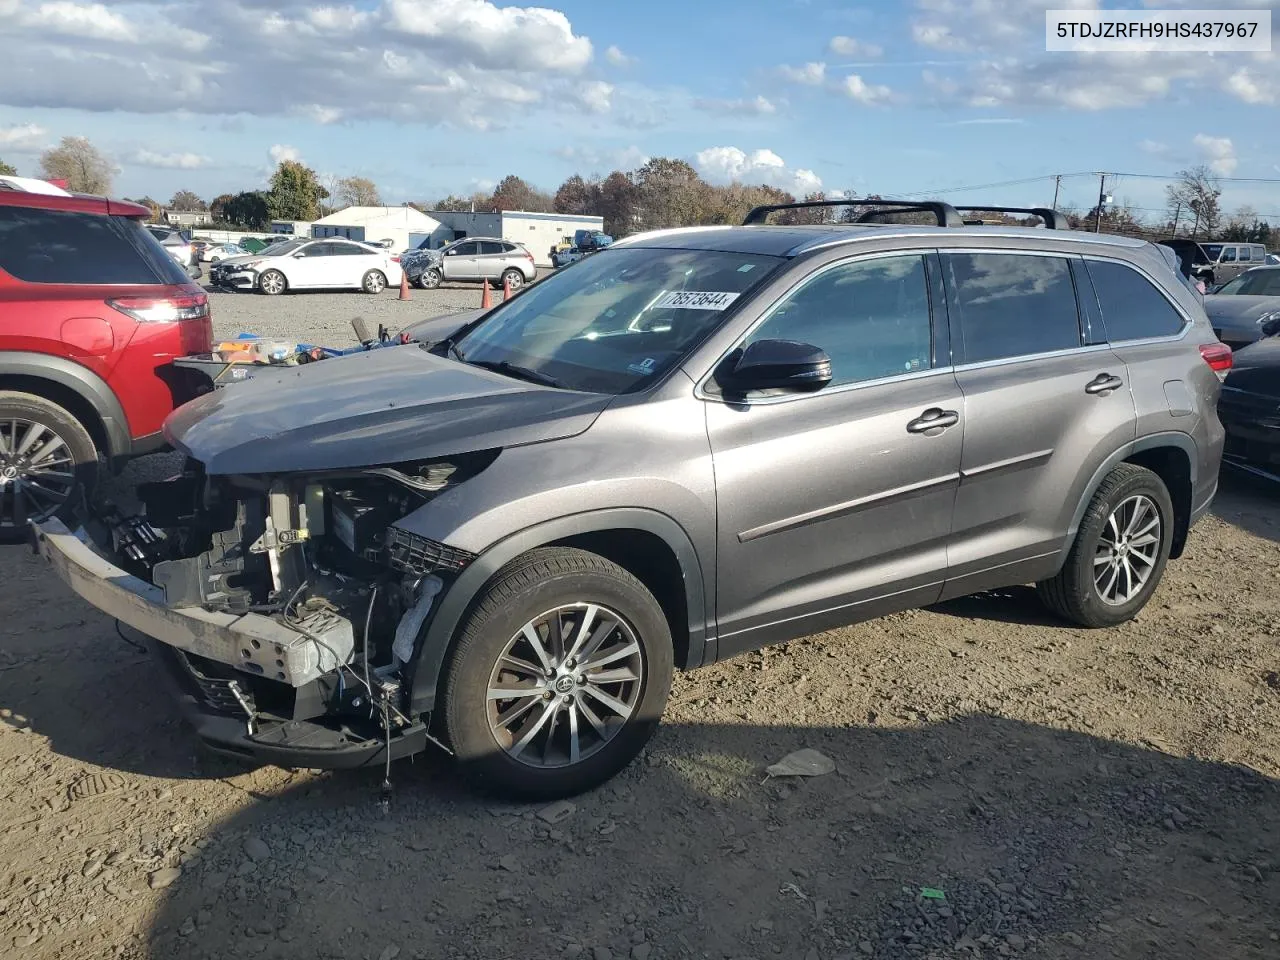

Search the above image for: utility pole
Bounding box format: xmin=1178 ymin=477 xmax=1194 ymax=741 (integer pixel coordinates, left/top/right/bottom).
xmin=1094 ymin=173 xmax=1106 ymax=233
xmin=1171 ymin=201 xmax=1181 ymax=237
xmin=1051 ymin=175 xmax=1061 ymax=210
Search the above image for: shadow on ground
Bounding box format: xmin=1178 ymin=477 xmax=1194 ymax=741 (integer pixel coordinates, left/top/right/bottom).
xmin=133 ymin=716 xmax=1278 ymax=960
xmin=1213 ymin=469 xmax=1279 ymax=545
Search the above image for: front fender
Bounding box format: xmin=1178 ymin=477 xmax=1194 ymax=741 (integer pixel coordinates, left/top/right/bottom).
xmin=404 ymin=508 xmax=708 ymax=716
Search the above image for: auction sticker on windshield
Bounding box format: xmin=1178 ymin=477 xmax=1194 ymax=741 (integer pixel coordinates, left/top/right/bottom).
xmin=653 ymin=290 xmax=740 ymax=310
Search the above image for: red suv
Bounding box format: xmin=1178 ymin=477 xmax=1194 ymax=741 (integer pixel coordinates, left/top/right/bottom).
xmin=0 ymin=179 xmax=213 ymax=541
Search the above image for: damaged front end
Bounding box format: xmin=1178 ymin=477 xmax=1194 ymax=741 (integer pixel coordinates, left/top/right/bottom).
xmin=34 ymin=453 xmax=494 ymax=769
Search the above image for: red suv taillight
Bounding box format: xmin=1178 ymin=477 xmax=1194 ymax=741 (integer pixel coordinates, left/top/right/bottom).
xmin=1199 ymin=342 xmax=1233 ymax=378
xmin=106 ymin=293 xmax=209 ymax=323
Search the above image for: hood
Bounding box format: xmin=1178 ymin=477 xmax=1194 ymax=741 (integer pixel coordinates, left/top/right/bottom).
xmin=401 ymin=309 xmax=484 ymax=344
xmin=164 ymin=345 xmax=611 ymax=475
xmin=1203 ymin=295 xmax=1280 ymax=323
xmin=1225 ymin=338 xmax=1280 ymax=400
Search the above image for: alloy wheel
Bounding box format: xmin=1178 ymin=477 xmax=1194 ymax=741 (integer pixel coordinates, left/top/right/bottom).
xmin=1094 ymin=494 xmax=1161 ymax=605
xmin=259 ymin=271 xmax=284 ymax=295
xmin=365 ymin=271 xmax=386 ymax=294
xmin=486 ymin=602 xmax=645 ymax=769
xmin=0 ymin=418 xmax=76 ymax=530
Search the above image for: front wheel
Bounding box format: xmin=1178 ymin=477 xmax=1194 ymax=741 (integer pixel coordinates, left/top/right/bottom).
xmin=258 ymin=269 xmax=286 ymax=296
xmin=441 ymin=547 xmax=674 ymax=800
xmin=0 ymin=392 xmax=99 ymax=543
xmin=1036 ymin=464 xmax=1174 ymax=628
xmin=421 ymin=268 xmax=442 ymax=289
xmin=362 ymin=270 xmax=387 ymax=294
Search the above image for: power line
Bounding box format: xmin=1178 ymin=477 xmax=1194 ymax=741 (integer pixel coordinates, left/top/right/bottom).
xmin=892 ymin=170 xmax=1280 ymax=200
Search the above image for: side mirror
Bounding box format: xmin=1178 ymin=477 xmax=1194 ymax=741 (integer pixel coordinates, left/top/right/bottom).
xmin=716 ymin=339 xmax=833 ymax=393
xmin=445 ymin=250 xmax=456 ymax=256
xmin=292 ymin=252 xmax=305 ymax=258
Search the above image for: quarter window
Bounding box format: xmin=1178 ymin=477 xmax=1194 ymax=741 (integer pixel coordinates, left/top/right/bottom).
xmin=478 ymin=241 xmax=505 ymax=255
xmin=744 ymin=255 xmax=933 ymax=387
xmin=1085 ymin=259 xmax=1185 ymax=341
xmin=0 ymin=207 xmax=188 ymax=284
xmin=942 ymin=253 xmax=1081 ymax=363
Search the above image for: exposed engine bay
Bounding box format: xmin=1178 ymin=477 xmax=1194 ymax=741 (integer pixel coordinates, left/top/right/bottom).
xmin=92 ymin=453 xmax=493 ymax=752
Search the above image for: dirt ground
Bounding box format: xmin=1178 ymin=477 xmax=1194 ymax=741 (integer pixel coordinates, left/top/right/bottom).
xmin=1 ymin=463 xmax=1278 ymax=960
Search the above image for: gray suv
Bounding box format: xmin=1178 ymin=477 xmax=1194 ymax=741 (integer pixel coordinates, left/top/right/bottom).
xmin=409 ymin=236 xmax=537 ymax=291
xmin=33 ymin=199 xmax=1228 ymax=800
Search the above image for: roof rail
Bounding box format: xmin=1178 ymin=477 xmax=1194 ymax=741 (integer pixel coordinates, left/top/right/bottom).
xmin=955 ymin=205 xmax=1071 ymax=230
xmin=743 ymin=197 xmax=965 ymax=228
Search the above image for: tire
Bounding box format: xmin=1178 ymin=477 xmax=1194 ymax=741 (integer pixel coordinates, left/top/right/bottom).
xmin=421 ymin=268 xmax=442 ymax=289
xmin=501 ymin=268 xmax=524 ymax=292
xmin=0 ymin=391 xmax=99 ymax=543
xmin=258 ymin=269 xmax=286 ymax=296
xmin=411 ymin=273 xmax=427 ymax=289
xmin=1036 ymin=464 xmax=1174 ymax=628
xmin=362 ymin=270 xmax=387 ymax=294
xmin=441 ymin=546 xmax=674 ymax=800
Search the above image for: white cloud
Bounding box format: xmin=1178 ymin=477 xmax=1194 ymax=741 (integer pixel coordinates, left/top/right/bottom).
xmin=555 ymin=144 xmax=650 ymax=171
xmin=829 ymin=35 xmax=882 ymax=58
xmin=605 ymin=44 xmax=633 ymax=66
xmin=695 ymin=145 xmax=822 ymax=195
xmin=694 ymin=94 xmax=777 ymax=116
xmin=269 ymin=144 xmax=301 ymax=164
xmin=912 ymin=22 xmax=966 ymax=52
xmin=1225 ymin=67 xmax=1274 ymax=105
xmin=1193 ymin=134 xmax=1237 ymax=176
xmin=779 ymin=61 xmax=826 ymax=85
xmin=0 ymin=0 xmax=603 ymax=128
xmin=948 ymin=117 xmax=1024 ymax=125
xmin=0 ymin=122 xmax=46 ymax=150
xmin=130 ymin=149 xmax=210 ymax=169
xmin=842 ymin=74 xmax=892 ymax=106
xmin=1138 ymin=139 xmax=1168 ymax=155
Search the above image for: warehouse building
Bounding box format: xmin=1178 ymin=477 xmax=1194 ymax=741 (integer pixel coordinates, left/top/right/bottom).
xmin=421 ymin=210 xmax=605 ymax=266
xmin=310 ymin=206 xmax=441 ymax=252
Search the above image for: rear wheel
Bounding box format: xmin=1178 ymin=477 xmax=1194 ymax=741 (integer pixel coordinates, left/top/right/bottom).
xmin=362 ymin=270 xmax=388 ymax=294
xmin=1036 ymin=464 xmax=1173 ymax=628
xmin=0 ymin=392 xmax=98 ymax=543
xmin=441 ymin=547 xmax=674 ymax=800
xmin=501 ymin=268 xmax=525 ymax=292
xmin=258 ymin=269 xmax=286 ymax=295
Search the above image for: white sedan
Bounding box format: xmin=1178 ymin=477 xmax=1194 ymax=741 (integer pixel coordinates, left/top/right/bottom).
xmin=212 ymin=238 xmax=404 ymax=295
xmin=203 ymin=243 xmax=244 ymax=263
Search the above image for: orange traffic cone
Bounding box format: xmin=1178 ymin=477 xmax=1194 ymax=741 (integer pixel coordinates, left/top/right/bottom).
xmin=502 ymin=276 xmax=512 ymax=301
xmin=398 ymin=270 xmax=411 ymax=301
xmin=480 ymin=282 xmax=492 ymax=309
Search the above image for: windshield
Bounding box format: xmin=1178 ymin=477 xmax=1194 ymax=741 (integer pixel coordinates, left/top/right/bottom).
xmin=451 ymin=246 xmax=783 ymax=394
xmin=1215 ymin=269 xmax=1280 ymax=297
xmin=1202 ymin=244 xmax=1224 ymax=262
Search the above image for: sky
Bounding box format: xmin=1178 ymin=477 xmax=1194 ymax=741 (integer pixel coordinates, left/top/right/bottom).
xmin=0 ymin=0 xmax=1278 ymax=220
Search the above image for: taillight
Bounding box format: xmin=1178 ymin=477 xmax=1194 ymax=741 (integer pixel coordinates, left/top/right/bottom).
xmin=107 ymin=293 xmax=210 ymax=323
xmin=1199 ymin=342 xmax=1233 ymax=378
xmin=391 ymin=255 xmax=401 ymax=263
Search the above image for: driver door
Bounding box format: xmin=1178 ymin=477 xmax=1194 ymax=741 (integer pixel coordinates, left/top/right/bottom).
xmin=443 ymin=241 xmax=480 ymax=280
xmin=285 ymin=242 xmax=333 ymax=288
xmin=703 ymin=251 xmax=963 ymax=657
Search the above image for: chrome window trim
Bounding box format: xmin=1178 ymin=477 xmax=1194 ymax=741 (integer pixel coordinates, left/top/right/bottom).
xmin=692 ymin=249 xmax=946 ymax=407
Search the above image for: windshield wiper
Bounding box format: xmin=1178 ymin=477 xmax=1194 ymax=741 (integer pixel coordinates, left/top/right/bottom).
xmin=466 ymin=359 xmax=562 ymax=388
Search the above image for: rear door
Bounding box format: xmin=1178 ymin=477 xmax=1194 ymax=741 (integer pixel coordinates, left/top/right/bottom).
xmin=704 ymin=250 xmax=964 ymax=656
xmin=329 ymin=240 xmax=374 ymax=286
xmin=475 ymin=240 xmax=506 ymax=281
xmin=442 ymin=241 xmax=480 ymax=280
xmin=940 ymin=249 xmax=1136 ymax=599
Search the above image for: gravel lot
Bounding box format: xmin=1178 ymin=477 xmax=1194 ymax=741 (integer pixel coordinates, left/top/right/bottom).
xmin=0 ymin=287 xmax=1277 ymax=959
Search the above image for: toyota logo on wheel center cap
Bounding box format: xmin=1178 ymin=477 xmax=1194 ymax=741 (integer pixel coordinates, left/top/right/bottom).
xmin=554 ymin=675 xmax=575 ymax=693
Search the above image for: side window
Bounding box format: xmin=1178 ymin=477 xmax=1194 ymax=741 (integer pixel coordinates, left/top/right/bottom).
xmin=744 ymin=255 xmax=933 ymax=387
xmin=0 ymin=207 xmax=182 ymax=284
xmin=943 ymin=253 xmax=1081 ymax=363
xmin=1084 ymin=259 xmax=1186 ymax=341
xmin=1251 ymin=246 xmax=1266 ymax=262
xmin=501 ymin=242 xmax=519 ymax=253
xmin=450 ymin=241 xmax=479 ymax=256
xmin=331 ymin=243 xmax=363 ymax=256
xmin=478 ymin=241 xmax=505 ymax=255
xmin=1222 ymin=247 xmax=1238 ymax=262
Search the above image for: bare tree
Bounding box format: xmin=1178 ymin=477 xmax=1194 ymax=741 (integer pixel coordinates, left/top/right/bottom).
xmin=39 ymin=136 xmax=114 ymax=194
xmin=169 ymin=189 xmax=206 ymax=211
xmin=336 ymin=176 xmax=381 ymax=208
xmin=1165 ymin=165 xmax=1221 ymax=238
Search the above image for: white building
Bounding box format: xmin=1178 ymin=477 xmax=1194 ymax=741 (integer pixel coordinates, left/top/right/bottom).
xmin=270 ymin=220 xmax=313 ymax=237
xmin=424 ymin=210 xmax=605 ymax=266
xmin=310 ymin=206 xmax=442 ymax=252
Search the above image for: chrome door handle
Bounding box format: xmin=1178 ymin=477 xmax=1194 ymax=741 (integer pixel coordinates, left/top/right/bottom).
xmin=906 ymin=408 xmax=960 ymax=434
xmin=1085 ymin=373 xmax=1124 ymax=395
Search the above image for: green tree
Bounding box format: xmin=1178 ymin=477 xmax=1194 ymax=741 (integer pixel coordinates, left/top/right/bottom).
xmin=336 ymin=175 xmax=381 ymax=208
xmin=266 ymin=160 xmax=328 ymax=221
xmin=169 ymin=189 xmax=206 ymax=211
xmin=208 ymin=193 xmax=235 ymax=222
xmin=430 ymin=194 xmax=474 ymax=212
xmin=223 ymin=191 xmax=270 ymax=230
xmin=596 ymin=170 xmax=640 ymax=237
xmin=553 ymin=174 xmax=600 ymax=215
xmin=39 ymin=136 xmax=114 ymax=194
xmin=633 ymin=158 xmax=707 ymax=230
xmin=125 ymin=196 xmax=163 ymax=222
xmin=0 ymin=158 xmax=16 ymax=176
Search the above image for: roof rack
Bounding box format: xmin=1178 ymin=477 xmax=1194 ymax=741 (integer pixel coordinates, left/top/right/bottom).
xmin=954 ymin=205 xmax=1071 ymax=230
xmin=743 ymin=197 xmax=965 ymax=228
